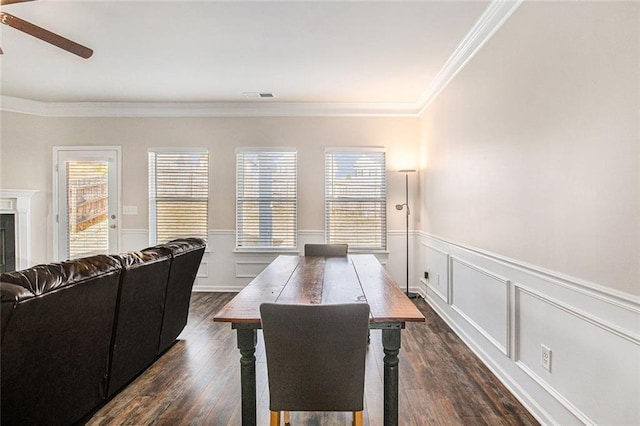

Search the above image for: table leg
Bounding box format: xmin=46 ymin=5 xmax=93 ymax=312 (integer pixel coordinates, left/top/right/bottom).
xmin=237 ymin=327 xmax=258 ymax=426
xmin=382 ymin=327 xmax=401 ymax=426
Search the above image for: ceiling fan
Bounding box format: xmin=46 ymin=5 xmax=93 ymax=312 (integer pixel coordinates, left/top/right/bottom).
xmin=0 ymin=0 xmax=93 ymax=58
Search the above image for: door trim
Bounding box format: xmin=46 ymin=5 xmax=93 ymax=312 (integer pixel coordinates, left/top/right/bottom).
xmin=53 ymin=146 xmax=122 ymax=260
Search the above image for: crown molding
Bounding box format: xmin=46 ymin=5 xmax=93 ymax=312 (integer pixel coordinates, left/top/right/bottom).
xmin=0 ymin=0 xmax=522 ymax=118
xmin=417 ymin=0 xmax=523 ymax=113
xmin=0 ymin=96 xmax=420 ymax=118
xmin=0 ymin=96 xmax=49 ymax=116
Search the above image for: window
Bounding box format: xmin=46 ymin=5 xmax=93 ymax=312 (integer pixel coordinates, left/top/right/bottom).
xmin=325 ymin=148 xmax=387 ymax=250
xmin=148 ymin=149 xmax=209 ymax=244
xmin=236 ymin=148 xmax=297 ymax=249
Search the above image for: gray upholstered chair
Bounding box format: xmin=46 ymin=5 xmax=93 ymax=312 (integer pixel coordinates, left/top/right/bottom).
xmin=304 ymin=243 xmax=348 ymax=257
xmin=260 ymin=303 xmax=370 ymax=426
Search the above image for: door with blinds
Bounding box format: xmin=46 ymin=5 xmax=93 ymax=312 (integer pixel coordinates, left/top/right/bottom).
xmin=54 ymin=147 xmax=120 ymax=261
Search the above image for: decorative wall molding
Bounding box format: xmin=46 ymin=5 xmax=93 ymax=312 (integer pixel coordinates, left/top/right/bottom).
xmin=0 ymin=97 xmax=48 ymax=116
xmin=425 ymin=294 xmax=554 ymax=423
xmin=197 ymin=261 xmax=209 ymax=279
xmin=417 ymin=231 xmax=640 ymax=313
xmin=419 ymin=232 xmax=640 ymax=425
xmin=450 ymin=255 xmax=511 ymax=357
xmin=513 ymin=283 xmax=640 ymax=425
xmin=0 ymin=95 xmax=420 ymax=118
xmin=417 ymin=0 xmax=524 ymax=112
xmin=418 ymin=0 xmax=523 ymax=114
xmin=515 ymin=284 xmax=640 ymax=346
xmin=235 ymin=259 xmax=274 ymax=278
xmin=422 ymin=243 xmax=450 ymax=303
xmin=513 ymin=360 xmax=592 ymax=426
xmin=120 ymin=228 xmax=400 ymax=292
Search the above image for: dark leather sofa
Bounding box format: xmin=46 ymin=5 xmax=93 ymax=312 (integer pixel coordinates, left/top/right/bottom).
xmin=0 ymin=237 xmax=206 ymax=425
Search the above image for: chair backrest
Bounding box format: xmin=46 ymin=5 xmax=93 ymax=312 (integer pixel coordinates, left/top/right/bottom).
xmin=304 ymin=243 xmax=348 ymax=257
xmin=260 ymin=303 xmax=370 ymax=413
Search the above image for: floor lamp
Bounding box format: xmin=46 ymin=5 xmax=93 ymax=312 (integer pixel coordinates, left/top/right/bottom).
xmin=395 ymin=169 xmax=418 ymax=299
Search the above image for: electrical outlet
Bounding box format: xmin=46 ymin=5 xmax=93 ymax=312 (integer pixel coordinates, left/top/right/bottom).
xmin=541 ymin=344 xmax=552 ymax=372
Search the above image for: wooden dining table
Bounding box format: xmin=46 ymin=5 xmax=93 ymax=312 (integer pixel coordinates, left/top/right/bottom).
xmin=214 ymin=254 xmax=425 ymax=426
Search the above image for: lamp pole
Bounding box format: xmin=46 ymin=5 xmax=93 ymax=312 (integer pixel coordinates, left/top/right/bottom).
xmin=396 ymin=169 xmax=417 ymax=299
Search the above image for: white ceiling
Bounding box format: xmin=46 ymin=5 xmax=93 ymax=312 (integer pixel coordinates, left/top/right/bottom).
xmin=0 ymin=0 xmax=517 ymax=114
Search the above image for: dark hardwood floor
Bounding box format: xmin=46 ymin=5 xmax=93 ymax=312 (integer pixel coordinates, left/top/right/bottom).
xmin=88 ymin=293 xmax=539 ymax=425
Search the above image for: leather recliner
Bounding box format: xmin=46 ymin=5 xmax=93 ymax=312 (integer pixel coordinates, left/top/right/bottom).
xmin=0 ymin=237 xmax=206 ymax=425
xmin=1 ymin=255 xmax=122 ymax=425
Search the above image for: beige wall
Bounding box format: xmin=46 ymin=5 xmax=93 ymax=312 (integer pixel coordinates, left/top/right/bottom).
xmin=1 ymin=112 xmax=420 ymax=264
xmin=419 ymin=1 xmax=639 ymax=295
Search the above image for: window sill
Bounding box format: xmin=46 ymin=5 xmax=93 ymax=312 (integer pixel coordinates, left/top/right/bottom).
xmin=348 ymin=249 xmax=389 ymax=255
xmin=232 ymin=248 xmax=389 ymax=256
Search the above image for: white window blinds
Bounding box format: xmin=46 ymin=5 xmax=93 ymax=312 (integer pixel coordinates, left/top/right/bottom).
xmin=236 ymin=148 xmax=297 ymax=249
xmin=325 ymin=149 xmax=387 ymax=250
xmin=149 ymin=149 xmax=209 ymax=244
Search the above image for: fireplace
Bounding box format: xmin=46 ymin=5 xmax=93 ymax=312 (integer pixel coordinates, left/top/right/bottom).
xmin=1 ymin=214 xmax=16 ymax=272
xmin=0 ymin=190 xmax=37 ymax=272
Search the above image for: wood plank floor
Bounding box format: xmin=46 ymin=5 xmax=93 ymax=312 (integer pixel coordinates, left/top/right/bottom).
xmin=87 ymin=293 xmax=539 ymax=425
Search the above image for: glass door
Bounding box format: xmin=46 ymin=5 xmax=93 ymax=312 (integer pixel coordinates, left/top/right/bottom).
xmin=54 ymin=148 xmax=120 ymax=261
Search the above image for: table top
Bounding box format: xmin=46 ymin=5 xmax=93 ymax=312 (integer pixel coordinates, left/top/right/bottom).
xmin=214 ymin=254 xmax=425 ymax=324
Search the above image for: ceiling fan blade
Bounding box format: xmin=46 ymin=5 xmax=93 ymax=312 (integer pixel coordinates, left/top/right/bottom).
xmin=0 ymin=11 xmax=92 ymax=58
xmin=1 ymin=0 xmax=36 ymax=5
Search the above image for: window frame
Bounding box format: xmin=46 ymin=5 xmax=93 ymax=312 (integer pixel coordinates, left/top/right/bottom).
xmin=235 ymin=147 xmax=298 ymax=251
xmin=324 ymin=147 xmax=387 ymax=252
xmin=148 ymin=147 xmax=209 ymax=245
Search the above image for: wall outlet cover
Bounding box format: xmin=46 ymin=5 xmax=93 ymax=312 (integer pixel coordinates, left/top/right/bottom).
xmin=541 ymin=344 xmax=552 ymax=372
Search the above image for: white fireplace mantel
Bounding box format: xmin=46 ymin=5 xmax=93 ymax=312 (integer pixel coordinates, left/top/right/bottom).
xmin=0 ymin=189 xmax=38 ymax=270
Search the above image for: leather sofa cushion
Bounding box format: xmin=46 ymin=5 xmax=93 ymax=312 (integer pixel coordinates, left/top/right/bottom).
xmin=1 ymin=255 xmax=121 ymax=296
xmin=0 ymin=255 xmax=121 ymax=425
xmin=107 ymin=249 xmax=172 ymax=396
xmin=152 ymin=238 xmax=206 ymax=353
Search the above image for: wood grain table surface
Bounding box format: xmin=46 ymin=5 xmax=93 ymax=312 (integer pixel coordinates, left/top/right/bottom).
xmin=214 ymin=254 xmax=425 ymax=426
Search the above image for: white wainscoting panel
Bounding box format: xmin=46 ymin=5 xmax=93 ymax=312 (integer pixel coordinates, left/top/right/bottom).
xmin=122 ymin=229 xmax=398 ymax=293
xmin=418 ymin=232 xmax=640 ymax=426
xmin=450 ymin=256 xmax=510 ymax=357
xmin=235 ymin=256 xmax=282 ymax=278
xmin=422 ymin=243 xmax=449 ymax=303
xmin=196 ymin=261 xmax=208 ymax=279
xmin=515 ymin=284 xmax=640 ymax=425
